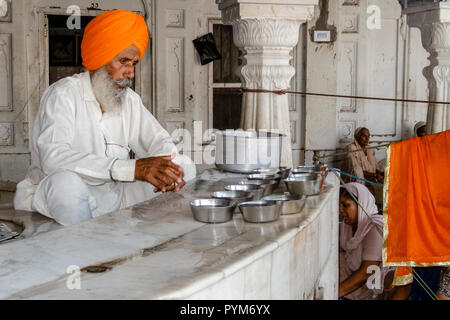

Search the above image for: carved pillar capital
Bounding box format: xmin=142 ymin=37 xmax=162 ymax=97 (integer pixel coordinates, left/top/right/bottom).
xmin=406 ymin=3 xmax=450 ymax=58
xmin=231 ymin=18 xmax=302 ymax=49
xmin=433 ymin=64 xmax=450 ymax=83
xmin=216 ymin=0 xmax=318 ymax=167
xmin=231 ymin=18 xmax=302 ymax=91
xmin=217 ymin=0 xmax=317 ymax=24
xmin=405 ymin=2 xmax=450 ymax=133
xmin=417 ymin=22 xmax=450 ymax=60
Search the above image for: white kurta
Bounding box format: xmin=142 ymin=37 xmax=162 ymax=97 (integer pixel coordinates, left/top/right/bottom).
xmin=14 ymin=71 xmax=195 ymax=221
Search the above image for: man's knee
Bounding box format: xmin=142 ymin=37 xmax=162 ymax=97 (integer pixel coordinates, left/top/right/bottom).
xmin=43 ymin=171 xmax=94 ymax=226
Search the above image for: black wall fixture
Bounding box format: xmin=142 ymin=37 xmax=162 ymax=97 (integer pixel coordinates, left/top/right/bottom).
xmin=193 ymin=33 xmax=222 ymax=65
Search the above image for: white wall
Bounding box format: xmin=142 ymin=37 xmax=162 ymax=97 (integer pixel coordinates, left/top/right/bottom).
xmin=403 ymin=27 xmax=429 ymax=138
xmin=304 ymin=0 xmax=429 ymax=165
xmin=304 ymin=0 xmax=339 ymax=163
xmin=0 ymin=0 xmax=153 ymax=183
xmin=152 ymin=0 xmax=221 ymax=173
xmin=0 ymin=0 xmax=430 ymax=184
xmin=0 ymin=0 xmax=226 ymax=182
xmin=0 ymin=0 xmax=30 ymax=182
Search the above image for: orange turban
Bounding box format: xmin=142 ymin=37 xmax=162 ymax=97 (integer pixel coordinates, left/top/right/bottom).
xmin=81 ymin=9 xmax=149 ymax=71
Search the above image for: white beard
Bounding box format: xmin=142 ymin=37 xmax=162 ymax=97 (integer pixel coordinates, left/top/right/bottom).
xmin=90 ymin=66 xmax=131 ymax=115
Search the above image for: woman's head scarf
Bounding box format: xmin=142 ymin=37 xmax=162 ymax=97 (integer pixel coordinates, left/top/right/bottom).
xmin=354 ymin=127 xmax=369 ymax=141
xmin=414 ymin=121 xmax=426 ymax=137
xmin=341 ymin=182 xmax=382 ymax=252
xmin=339 ymin=183 xmax=394 ymax=297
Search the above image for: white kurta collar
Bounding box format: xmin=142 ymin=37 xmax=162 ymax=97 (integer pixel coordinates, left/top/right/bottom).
xmin=80 ymin=71 xmax=97 ymax=102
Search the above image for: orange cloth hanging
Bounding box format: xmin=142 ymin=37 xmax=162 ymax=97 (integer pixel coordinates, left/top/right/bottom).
xmin=392 ymin=267 xmax=413 ymax=286
xmin=383 ymin=130 xmax=450 ymax=267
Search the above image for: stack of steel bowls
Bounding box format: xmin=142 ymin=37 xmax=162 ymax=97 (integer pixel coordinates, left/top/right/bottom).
xmin=253 ymin=167 xmax=291 ymax=179
xmin=211 ymin=190 xmax=255 ymax=206
xmin=190 ymin=199 xmax=236 ymax=223
xmin=239 ymin=180 xmax=278 ymax=196
xmin=248 ymin=173 xmax=282 ymax=188
xmin=262 ymin=194 xmax=306 ymax=215
xmin=252 ymin=168 xmax=280 ymax=175
xmin=225 ymin=184 xmax=265 ymax=200
xmin=284 ymin=173 xmax=322 ymax=196
xmin=291 ymin=164 xmax=328 ymax=176
xmin=191 ymin=165 xmax=293 ymax=224
xmin=283 ymin=164 xmax=328 ymax=197
xmin=190 ymin=190 xmax=255 ymax=223
xmin=238 ymin=200 xmax=281 ymax=223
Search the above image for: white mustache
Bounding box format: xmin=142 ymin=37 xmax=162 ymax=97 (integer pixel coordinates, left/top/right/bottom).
xmin=114 ymin=78 xmax=132 ymax=87
xmin=91 ymin=66 xmax=126 ymax=115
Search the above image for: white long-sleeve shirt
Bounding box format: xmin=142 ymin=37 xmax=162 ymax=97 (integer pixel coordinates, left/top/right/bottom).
xmin=14 ymin=71 xmax=179 ymax=212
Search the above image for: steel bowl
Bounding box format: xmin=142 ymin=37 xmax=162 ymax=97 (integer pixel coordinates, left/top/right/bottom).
xmin=262 ymin=194 xmax=306 ymax=215
xmin=190 ymin=199 xmax=236 ymax=223
xmin=248 ymin=173 xmax=282 ymax=188
xmin=211 ymin=190 xmax=254 ymax=205
xmin=225 ymin=185 xmax=265 ymax=200
xmin=292 ymin=165 xmax=328 ymax=175
xmin=284 ymin=173 xmax=322 ymax=196
xmin=252 ymin=168 xmax=281 ymax=175
xmin=238 ymin=200 xmax=281 ymax=223
xmin=253 ymin=167 xmax=292 ymax=180
xmin=239 ymin=180 xmax=278 ymax=196
xmin=248 ymin=173 xmax=281 ymax=181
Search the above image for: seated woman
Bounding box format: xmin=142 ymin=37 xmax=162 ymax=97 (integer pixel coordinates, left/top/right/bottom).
xmin=339 ymin=182 xmax=394 ymax=300
xmin=343 ymin=127 xmax=382 ymax=185
xmin=414 ymin=121 xmax=427 ymax=138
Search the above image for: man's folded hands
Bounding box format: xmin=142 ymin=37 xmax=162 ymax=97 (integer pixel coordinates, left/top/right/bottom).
xmin=135 ymin=153 xmax=185 ymax=193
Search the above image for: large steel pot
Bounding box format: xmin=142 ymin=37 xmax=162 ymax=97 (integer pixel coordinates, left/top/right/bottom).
xmin=215 ymin=130 xmax=283 ymax=174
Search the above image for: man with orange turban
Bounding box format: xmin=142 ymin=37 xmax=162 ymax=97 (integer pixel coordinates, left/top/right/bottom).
xmin=13 ymin=10 xmax=196 ymax=226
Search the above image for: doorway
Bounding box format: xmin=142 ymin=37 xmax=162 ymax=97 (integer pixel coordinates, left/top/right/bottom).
xmin=47 ymin=15 xmax=94 ymax=85
xmin=209 ymin=22 xmax=242 ymax=130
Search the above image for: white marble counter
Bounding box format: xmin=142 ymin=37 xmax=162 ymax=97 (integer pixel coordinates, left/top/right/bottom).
xmin=0 ymin=169 xmax=339 ymax=300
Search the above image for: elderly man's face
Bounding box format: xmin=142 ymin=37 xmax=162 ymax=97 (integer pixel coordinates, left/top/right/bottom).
xmin=105 ymin=44 xmax=140 ymax=89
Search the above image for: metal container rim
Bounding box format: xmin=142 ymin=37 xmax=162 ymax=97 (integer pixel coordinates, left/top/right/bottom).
xmin=239 ymin=200 xmax=278 ymax=207
xmin=190 ymin=199 xmax=235 ymax=208
xmin=216 ymin=130 xmax=285 ymax=139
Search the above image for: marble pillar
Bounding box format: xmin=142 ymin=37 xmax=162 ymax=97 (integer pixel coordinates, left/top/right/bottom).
xmin=406 ymin=2 xmax=450 ymax=134
xmin=216 ymin=0 xmax=318 ymax=168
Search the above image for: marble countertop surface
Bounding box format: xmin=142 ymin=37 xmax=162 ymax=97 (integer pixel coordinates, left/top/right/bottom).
xmin=0 ymin=169 xmax=338 ymax=299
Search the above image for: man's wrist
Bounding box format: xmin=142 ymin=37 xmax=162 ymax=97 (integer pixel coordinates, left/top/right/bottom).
xmin=111 ymin=159 xmax=136 ymax=182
